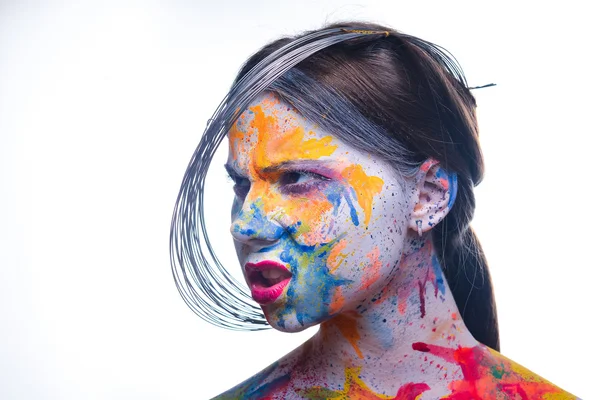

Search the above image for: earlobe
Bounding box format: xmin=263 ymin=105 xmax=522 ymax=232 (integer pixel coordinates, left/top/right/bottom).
xmin=409 ymin=161 xmax=457 ymax=235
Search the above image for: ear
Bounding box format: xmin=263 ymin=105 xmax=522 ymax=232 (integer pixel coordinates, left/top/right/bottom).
xmin=409 ymin=160 xmax=458 ymax=236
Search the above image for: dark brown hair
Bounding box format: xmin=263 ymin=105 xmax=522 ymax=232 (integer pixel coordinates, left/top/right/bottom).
xmin=235 ymin=21 xmax=500 ymax=350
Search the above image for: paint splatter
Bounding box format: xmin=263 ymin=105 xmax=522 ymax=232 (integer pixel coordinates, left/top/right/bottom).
xmin=249 ymin=104 xmax=338 ymax=171
xmin=411 ymin=342 xmax=577 ymax=399
xmin=326 ymin=239 xmax=348 ymax=273
xmin=396 ymin=242 xmax=446 ymax=319
xmin=361 ymin=246 xmax=383 ymax=290
xmin=341 ymin=164 xmax=384 ymax=225
xmin=297 ymin=367 xmax=430 ymax=399
xmin=277 ymin=239 xmax=351 ymax=328
xmin=216 ymin=362 xmax=290 ymax=400
xmin=325 ymin=312 xmax=364 ymax=359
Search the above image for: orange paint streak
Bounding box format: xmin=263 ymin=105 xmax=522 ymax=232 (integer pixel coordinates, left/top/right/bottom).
xmin=440 ymin=178 xmax=449 ymax=190
xmin=326 ymin=239 xmax=348 ymax=273
xmin=249 ymin=105 xmax=337 ymax=171
xmin=329 ymin=312 xmax=364 ymax=359
xmin=397 ymin=298 xmax=407 ymax=315
xmin=361 ymin=246 xmax=382 ymax=290
xmin=227 ymin=120 xmax=249 ymax=164
xmin=374 ymin=282 xmax=392 ymax=305
xmin=229 ymin=102 xmax=341 ymax=241
xmin=341 ymin=164 xmax=384 ymax=225
xmin=329 ymin=287 xmax=344 ymax=314
xmin=420 ymin=159 xmax=436 ymax=172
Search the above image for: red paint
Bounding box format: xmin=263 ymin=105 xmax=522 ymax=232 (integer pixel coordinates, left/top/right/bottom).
xmin=245 ymin=260 xmax=292 ymax=304
xmin=393 ymin=382 xmax=430 ymax=399
xmin=412 ymin=342 xmax=430 ymax=352
xmin=410 ymin=342 xmax=572 ymax=399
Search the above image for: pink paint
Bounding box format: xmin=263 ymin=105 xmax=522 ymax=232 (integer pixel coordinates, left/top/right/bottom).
xmin=245 ymin=260 xmax=292 ymax=304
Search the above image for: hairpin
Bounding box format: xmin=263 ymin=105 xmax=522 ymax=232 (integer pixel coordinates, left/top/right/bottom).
xmin=468 ymin=83 xmax=497 ymax=90
xmin=341 ymin=28 xmax=390 ymax=37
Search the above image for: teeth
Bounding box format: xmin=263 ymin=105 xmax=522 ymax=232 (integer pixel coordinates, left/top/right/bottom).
xmin=262 ymin=269 xmax=284 ymax=279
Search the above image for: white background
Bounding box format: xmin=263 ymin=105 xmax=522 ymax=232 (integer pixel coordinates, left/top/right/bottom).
xmin=1 ymin=1 xmax=597 ymax=398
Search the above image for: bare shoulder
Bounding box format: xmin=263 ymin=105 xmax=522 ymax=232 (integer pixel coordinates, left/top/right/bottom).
xmin=211 ymin=361 xmax=291 ymax=400
xmin=411 ymin=342 xmax=580 ymax=399
xmin=211 ymin=342 xmax=307 ymax=400
xmin=479 ymin=345 xmax=580 ymax=399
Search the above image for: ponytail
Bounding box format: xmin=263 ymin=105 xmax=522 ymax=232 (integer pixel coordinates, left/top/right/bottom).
xmin=433 ymin=175 xmax=500 ymax=351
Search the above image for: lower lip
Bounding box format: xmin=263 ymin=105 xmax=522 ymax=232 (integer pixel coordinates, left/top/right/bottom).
xmin=250 ymin=278 xmax=291 ymax=304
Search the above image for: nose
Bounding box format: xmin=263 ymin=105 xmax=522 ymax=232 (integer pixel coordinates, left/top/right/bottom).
xmin=230 ymin=201 xmax=285 ymax=249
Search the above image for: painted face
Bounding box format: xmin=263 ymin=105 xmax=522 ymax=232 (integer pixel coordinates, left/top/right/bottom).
xmin=226 ymin=92 xmax=413 ymax=331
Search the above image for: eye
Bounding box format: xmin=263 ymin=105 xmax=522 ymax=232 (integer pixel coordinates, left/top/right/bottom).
xmin=279 ymin=170 xmax=330 ymax=195
xmin=228 ymin=174 xmax=250 ymax=199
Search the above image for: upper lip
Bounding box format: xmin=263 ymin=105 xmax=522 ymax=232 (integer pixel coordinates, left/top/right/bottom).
xmin=244 ymin=260 xmax=291 ymax=275
xmin=244 ymin=260 xmax=292 ymax=285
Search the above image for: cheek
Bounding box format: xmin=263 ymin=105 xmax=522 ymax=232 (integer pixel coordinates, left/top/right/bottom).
xmin=282 ymin=183 xmax=362 ymax=246
xmin=326 ymin=192 xmax=409 ymax=300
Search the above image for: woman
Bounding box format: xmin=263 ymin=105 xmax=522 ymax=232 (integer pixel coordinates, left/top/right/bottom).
xmin=170 ymin=22 xmax=579 ymax=399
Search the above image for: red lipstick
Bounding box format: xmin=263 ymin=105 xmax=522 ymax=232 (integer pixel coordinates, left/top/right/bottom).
xmin=244 ymin=260 xmax=292 ymax=304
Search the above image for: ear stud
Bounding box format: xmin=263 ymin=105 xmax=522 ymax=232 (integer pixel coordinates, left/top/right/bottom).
xmin=416 ymin=220 xmax=423 ymax=237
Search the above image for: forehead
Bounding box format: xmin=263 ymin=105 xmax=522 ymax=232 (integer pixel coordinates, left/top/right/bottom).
xmin=227 ymin=92 xmax=347 ymax=171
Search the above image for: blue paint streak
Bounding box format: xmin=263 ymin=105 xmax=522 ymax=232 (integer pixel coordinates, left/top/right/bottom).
xmin=435 ymin=168 xmax=458 ymax=210
xmin=219 ymin=361 xmax=290 ymax=399
xmin=232 ymin=203 xmax=284 ymax=240
xmin=277 ymin=239 xmax=351 ymax=328
xmin=448 ymin=172 xmax=458 ymax=209
xmin=432 ymin=256 xmax=446 ymax=296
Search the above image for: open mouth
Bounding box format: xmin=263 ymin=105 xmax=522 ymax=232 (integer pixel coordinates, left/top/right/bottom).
xmin=245 ymin=261 xmax=292 ymax=304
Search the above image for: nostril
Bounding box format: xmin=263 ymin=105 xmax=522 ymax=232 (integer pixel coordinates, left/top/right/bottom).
xmin=230 ymin=202 xmax=286 ymax=244
xmin=230 ymin=222 xmax=253 ymax=242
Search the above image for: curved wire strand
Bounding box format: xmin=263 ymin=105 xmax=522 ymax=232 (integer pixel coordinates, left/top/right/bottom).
xmin=169 ymin=26 xmax=472 ymax=330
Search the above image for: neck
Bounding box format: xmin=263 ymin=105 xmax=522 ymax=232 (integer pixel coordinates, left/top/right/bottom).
xmin=302 ymin=236 xmax=479 ymax=388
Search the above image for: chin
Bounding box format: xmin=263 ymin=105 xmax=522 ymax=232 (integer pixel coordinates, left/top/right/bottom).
xmin=262 ymin=305 xmax=326 ymax=333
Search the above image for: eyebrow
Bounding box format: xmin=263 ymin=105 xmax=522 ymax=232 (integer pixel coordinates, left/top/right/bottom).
xmin=262 ymin=160 xmax=337 ymax=174
xmin=224 ymin=163 xmax=243 ymax=178
xmin=224 ymin=160 xmax=337 ymax=177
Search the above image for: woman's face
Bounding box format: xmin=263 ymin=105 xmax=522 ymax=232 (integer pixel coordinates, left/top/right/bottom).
xmin=226 ymin=93 xmax=415 ymax=332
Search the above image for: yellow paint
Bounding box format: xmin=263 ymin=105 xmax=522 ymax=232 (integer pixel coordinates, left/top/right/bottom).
xmin=249 ymin=105 xmax=337 ymax=171
xmin=341 ymin=164 xmax=384 ymax=225
xmin=489 ymin=348 xmax=577 ymax=398
xmin=299 ymin=366 xmax=430 ymax=399
xmin=329 ymin=313 xmax=364 ymax=359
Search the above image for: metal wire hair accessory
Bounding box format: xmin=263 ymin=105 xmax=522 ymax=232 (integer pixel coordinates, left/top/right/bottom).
xmin=170 ymin=26 xmax=474 ymax=331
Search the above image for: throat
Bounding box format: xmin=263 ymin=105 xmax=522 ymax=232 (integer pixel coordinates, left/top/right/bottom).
xmin=311 ymin=238 xmax=478 ymax=374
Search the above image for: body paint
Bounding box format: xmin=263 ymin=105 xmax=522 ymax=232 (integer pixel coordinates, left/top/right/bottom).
xmin=297 ymin=367 xmax=431 ymax=399
xmin=223 ymin=93 xmax=575 ymax=400
xmin=215 ymin=362 xmax=290 ymax=400
xmin=412 ymin=342 xmax=577 ymax=399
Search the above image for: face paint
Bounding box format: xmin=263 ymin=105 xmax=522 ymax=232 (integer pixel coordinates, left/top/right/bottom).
xmin=227 ymin=92 xmax=411 ymax=331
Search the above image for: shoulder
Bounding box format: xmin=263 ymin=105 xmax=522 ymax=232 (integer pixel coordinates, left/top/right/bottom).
xmin=211 ymin=344 xmax=309 ymax=400
xmin=473 ymin=345 xmax=579 ymax=399
xmin=211 ymin=360 xmax=291 ymax=400
xmin=212 ymin=339 xmax=315 ymax=399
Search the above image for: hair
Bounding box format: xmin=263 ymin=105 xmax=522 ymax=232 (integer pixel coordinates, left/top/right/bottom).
xmin=170 ymin=22 xmax=500 ymax=351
